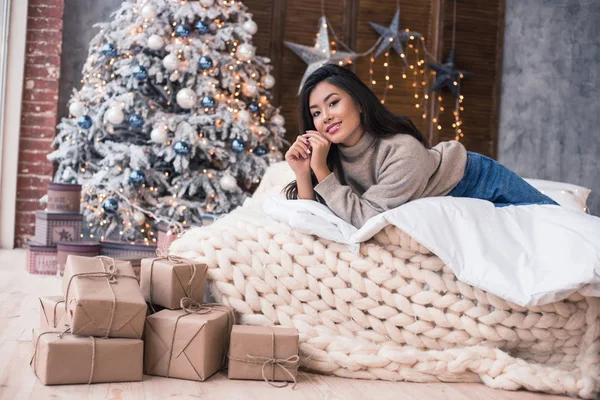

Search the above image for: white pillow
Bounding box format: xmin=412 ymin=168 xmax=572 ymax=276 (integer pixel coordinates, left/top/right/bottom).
xmin=525 ymin=178 xmax=591 ymax=213
xmin=250 ymin=161 xmax=592 ymax=213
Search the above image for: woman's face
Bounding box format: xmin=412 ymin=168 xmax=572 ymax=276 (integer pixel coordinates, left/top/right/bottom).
xmin=308 ymin=81 xmax=364 ymax=147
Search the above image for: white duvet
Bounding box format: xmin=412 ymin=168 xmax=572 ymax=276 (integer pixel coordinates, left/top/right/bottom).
xmin=263 ymin=196 xmax=600 ymax=307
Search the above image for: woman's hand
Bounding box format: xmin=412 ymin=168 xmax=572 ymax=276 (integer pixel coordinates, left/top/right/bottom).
xmin=285 ymin=135 xmax=312 ymax=176
xmin=303 ymin=130 xmax=331 ymax=180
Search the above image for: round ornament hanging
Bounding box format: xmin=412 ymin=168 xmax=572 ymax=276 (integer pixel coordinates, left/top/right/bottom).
xmin=236 ymin=44 xmax=255 ymax=62
xmin=198 ymin=56 xmax=213 ymax=70
xmin=195 ymin=20 xmax=210 ymax=34
xmin=151 ymin=126 xmax=168 ymax=143
xmin=219 ymin=175 xmax=238 ymax=192
xmin=101 ymin=43 xmax=117 ymax=57
xmin=105 ymin=107 xmax=125 ymax=125
xmin=141 ymin=4 xmax=157 ymax=19
xmin=133 ymin=65 xmax=148 ymax=80
xmin=200 ymin=0 xmax=214 ymax=6
xmin=242 ymin=19 xmax=258 ymax=35
xmin=254 ymin=146 xmax=268 ymax=156
xmin=242 ymin=82 xmax=259 ymax=97
xmin=162 ymin=54 xmax=180 ymax=71
xmin=231 ymin=138 xmax=245 ymax=153
xmin=237 ymin=109 xmax=251 ymax=123
xmin=176 ymin=88 xmax=197 ymax=109
xmin=69 ymin=102 xmax=85 ymax=118
xmin=77 ymin=115 xmax=93 ymax=129
xmin=102 ymin=198 xmax=119 ymax=214
xmin=128 ymin=114 xmax=144 ymax=128
xmin=248 ymin=103 xmax=259 ymax=113
xmin=147 ymin=35 xmax=164 ymax=50
xmin=262 ymin=74 xmax=275 ymax=89
xmin=129 ymin=170 xmax=146 ymax=186
xmin=174 ymin=141 xmax=190 ymax=155
xmin=201 ymin=95 xmax=216 ymax=110
xmin=133 ymin=211 xmax=146 ymax=225
xmin=271 ymin=114 xmax=285 ymax=126
xmin=175 ymin=23 xmax=191 ymax=38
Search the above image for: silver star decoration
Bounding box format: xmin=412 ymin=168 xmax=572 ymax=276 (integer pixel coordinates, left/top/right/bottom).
xmin=285 ymin=16 xmax=356 ymax=94
xmin=369 ymin=7 xmax=422 ymax=65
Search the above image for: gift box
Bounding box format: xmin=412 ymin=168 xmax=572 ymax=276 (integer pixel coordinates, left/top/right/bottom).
xmin=26 ymin=242 xmax=58 ymax=275
xmin=144 ymin=300 xmax=235 ymax=381
xmin=140 ymin=256 xmax=207 ymax=310
xmin=228 ymin=325 xmax=300 ymax=386
xmin=56 ymin=241 xmax=100 ymax=275
xmin=115 ymin=257 xmax=143 ymax=280
xmin=100 ymin=240 xmax=157 ymax=259
xmin=34 ymin=210 xmax=83 ymax=246
xmin=62 ymin=255 xmax=147 ymax=338
xmin=47 ymin=182 xmax=82 ymax=213
xmin=39 ymin=296 xmax=68 ymax=330
xmin=31 ymin=329 xmax=143 ymax=385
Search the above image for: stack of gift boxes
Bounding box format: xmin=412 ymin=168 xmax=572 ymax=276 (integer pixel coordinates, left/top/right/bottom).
xmin=32 ymin=254 xmax=300 ymax=387
xmin=27 ymin=183 xmax=185 ymax=277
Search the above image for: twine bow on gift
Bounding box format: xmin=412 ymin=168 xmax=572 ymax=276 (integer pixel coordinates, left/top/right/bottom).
xmin=30 ymin=328 xmax=98 ymax=385
xmin=164 ymin=297 xmax=236 ymax=379
xmin=148 ymin=249 xmax=200 ymax=313
xmin=228 ymin=327 xmax=300 ymax=389
xmin=64 ymin=256 xmax=139 ymax=338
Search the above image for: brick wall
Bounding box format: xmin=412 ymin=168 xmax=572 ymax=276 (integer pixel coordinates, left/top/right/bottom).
xmin=15 ymin=0 xmax=65 ymax=247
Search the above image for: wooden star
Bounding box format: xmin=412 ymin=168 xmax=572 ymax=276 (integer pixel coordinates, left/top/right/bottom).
xmin=427 ymin=50 xmax=473 ymax=97
xmin=285 ymin=16 xmax=356 ymax=94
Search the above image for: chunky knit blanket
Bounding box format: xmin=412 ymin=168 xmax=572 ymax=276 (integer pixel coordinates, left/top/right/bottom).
xmin=170 ymin=203 xmax=600 ymax=398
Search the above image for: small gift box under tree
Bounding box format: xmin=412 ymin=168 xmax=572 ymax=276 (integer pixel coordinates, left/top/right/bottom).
xmin=26 ymin=242 xmax=58 ymax=275
xmin=34 ymin=211 xmax=83 ymax=246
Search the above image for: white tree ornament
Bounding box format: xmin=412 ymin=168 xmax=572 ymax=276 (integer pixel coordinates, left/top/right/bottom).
xmin=69 ymin=102 xmax=85 ymax=117
xmin=176 ymin=88 xmax=197 ymax=109
xmin=105 ymin=107 xmax=125 ymax=124
xmin=147 ymin=34 xmax=164 ymax=50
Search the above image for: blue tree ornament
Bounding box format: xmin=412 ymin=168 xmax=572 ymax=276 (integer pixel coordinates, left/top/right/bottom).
xmin=231 ymin=138 xmax=245 ymax=153
xmin=102 ymin=198 xmax=119 ymax=214
xmin=101 ymin=43 xmax=117 ymax=57
xmin=129 ymin=170 xmax=146 ymax=186
xmin=201 ymin=95 xmax=216 ymax=109
xmin=248 ymin=103 xmax=259 ymax=113
xmin=132 ymin=65 xmax=147 ymax=80
xmin=175 ymin=23 xmax=191 ymax=38
xmin=174 ymin=141 xmax=190 ymax=155
xmin=128 ymin=114 xmax=144 ymax=128
xmin=254 ymin=146 xmax=268 ymax=156
xmin=195 ymin=20 xmax=210 ymax=34
xmin=198 ymin=56 xmax=213 ymax=70
xmin=77 ymin=115 xmax=93 ymax=129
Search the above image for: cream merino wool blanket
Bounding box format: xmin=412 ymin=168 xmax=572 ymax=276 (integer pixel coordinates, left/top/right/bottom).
xmin=169 ymin=165 xmax=600 ymax=398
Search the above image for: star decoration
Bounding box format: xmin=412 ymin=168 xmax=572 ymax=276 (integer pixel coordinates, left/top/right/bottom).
xmin=58 ymin=229 xmax=73 ymax=241
xmin=369 ymin=7 xmax=422 ymax=64
xmin=427 ymin=50 xmax=473 ymax=98
xmin=285 ymin=16 xmax=356 ymax=94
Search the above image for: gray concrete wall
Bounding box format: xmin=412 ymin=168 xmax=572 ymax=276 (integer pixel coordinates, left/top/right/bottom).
xmin=498 ymin=0 xmax=600 ymax=214
xmin=58 ymin=0 xmax=123 ymax=119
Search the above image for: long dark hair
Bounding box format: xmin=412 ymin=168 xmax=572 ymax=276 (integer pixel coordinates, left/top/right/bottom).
xmin=283 ymin=64 xmax=429 ymax=201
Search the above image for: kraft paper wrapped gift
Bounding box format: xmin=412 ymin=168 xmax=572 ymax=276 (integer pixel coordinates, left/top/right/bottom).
xmin=62 ymin=255 xmax=147 ymax=338
xmin=228 ymin=325 xmax=300 ymax=387
xmin=140 ymin=256 xmax=208 ymax=310
xmin=31 ymin=329 xmax=143 ymax=385
xmin=144 ymin=299 xmax=235 ymax=381
xmin=39 ymin=296 xmax=68 ymax=330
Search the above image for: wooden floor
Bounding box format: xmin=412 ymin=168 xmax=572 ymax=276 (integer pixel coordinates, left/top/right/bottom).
xmin=0 ymin=249 xmax=571 ymax=400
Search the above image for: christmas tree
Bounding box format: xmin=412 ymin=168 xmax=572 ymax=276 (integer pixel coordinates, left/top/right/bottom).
xmin=48 ymin=0 xmax=286 ymax=243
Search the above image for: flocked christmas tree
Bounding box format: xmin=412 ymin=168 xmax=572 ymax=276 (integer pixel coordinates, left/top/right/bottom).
xmin=48 ymin=0 xmax=286 ymax=243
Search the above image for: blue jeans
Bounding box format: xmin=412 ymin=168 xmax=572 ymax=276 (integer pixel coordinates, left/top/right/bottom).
xmin=446 ymin=152 xmax=558 ymax=207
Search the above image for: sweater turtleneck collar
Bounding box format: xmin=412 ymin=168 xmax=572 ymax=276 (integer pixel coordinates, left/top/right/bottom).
xmin=338 ymin=132 xmax=376 ymax=159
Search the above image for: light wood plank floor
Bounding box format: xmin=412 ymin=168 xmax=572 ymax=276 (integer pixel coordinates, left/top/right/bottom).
xmin=0 ymin=249 xmax=571 ymax=400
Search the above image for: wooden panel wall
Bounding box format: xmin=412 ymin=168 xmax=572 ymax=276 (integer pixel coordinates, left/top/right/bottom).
xmin=243 ymin=0 xmax=505 ymax=158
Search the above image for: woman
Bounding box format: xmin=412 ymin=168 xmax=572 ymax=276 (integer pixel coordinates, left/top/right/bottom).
xmin=283 ymin=65 xmax=557 ymax=228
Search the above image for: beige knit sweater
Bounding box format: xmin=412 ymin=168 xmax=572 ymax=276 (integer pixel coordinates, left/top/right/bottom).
xmin=314 ymin=132 xmax=467 ymax=228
